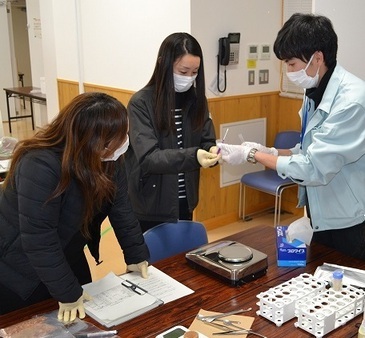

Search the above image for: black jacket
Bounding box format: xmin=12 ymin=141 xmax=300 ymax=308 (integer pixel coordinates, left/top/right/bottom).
xmin=125 ymin=85 xmax=216 ymax=222
xmin=0 ymin=149 xmax=149 ymax=303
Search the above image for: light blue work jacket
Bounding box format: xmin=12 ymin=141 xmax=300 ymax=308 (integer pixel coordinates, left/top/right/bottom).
xmin=277 ymin=65 xmax=365 ymax=231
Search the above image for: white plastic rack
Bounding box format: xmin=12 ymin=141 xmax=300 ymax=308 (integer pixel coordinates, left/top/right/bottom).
xmin=295 ymin=284 xmax=365 ymax=337
xmin=256 ymin=273 xmax=327 ymax=326
xmin=256 ymin=273 xmax=365 ymax=337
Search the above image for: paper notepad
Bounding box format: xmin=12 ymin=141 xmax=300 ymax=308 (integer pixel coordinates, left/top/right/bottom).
xmin=82 ymin=272 xmax=163 ymax=327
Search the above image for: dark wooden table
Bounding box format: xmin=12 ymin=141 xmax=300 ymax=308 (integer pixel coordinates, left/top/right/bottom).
xmin=3 ymin=86 xmax=47 ymax=133
xmin=1 ymin=225 xmax=364 ymax=337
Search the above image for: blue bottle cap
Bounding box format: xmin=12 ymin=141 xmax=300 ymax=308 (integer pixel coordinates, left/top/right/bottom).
xmin=333 ymin=270 xmax=344 ymax=280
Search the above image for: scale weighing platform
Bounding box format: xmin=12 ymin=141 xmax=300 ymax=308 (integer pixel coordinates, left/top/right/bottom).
xmin=186 ymin=240 xmax=268 ymax=286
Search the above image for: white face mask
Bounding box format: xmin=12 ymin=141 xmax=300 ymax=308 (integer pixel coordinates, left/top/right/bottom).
xmin=286 ymin=54 xmax=319 ymax=89
xmin=102 ymin=136 xmax=129 ymax=162
xmin=173 ymin=73 xmax=197 ymax=92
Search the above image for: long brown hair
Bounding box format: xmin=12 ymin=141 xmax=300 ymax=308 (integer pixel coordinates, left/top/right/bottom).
xmin=4 ymin=92 xmax=128 ymax=237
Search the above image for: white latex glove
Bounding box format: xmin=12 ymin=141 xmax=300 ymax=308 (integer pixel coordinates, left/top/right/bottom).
xmin=127 ymin=260 xmax=149 ymax=279
xmin=58 ymin=291 xmax=92 ymax=323
xmin=242 ymin=141 xmax=278 ymax=156
xmin=197 ymin=149 xmax=220 ymax=168
xmin=217 ymin=143 xmax=251 ymax=165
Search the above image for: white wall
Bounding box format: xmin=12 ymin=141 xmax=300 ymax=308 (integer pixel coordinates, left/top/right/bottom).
xmin=0 ymin=2 xmax=14 ymax=134
xmin=314 ymin=0 xmax=365 ymax=80
xmin=192 ymin=0 xmax=282 ymax=97
xmin=52 ymin=0 xmax=191 ymax=91
xmin=36 ymin=0 xmax=281 ymax=123
xmin=4 ymin=0 xmax=365 ymax=127
xmin=25 ymin=0 xmax=48 ymax=126
xmin=12 ymin=7 xmax=32 ymax=87
xmin=78 ymin=0 xmax=191 ymax=90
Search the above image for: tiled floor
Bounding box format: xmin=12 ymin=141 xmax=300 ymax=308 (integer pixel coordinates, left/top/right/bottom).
xmin=85 ymin=212 xmax=302 ymax=281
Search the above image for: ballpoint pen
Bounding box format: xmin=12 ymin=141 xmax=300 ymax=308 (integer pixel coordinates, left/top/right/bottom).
xmin=217 ymin=128 xmax=229 ymax=154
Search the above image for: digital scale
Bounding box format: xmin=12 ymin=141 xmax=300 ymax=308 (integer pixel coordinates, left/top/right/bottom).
xmin=185 ymin=240 xmax=268 ymax=286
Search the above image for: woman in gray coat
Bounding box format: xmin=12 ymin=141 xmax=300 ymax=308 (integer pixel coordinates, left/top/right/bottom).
xmin=0 ymin=92 xmax=149 ymax=320
xmin=126 ymin=33 xmax=220 ymax=232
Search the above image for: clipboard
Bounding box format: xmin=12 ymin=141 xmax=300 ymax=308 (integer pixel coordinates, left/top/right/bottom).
xmin=82 ymin=272 xmax=163 ymax=327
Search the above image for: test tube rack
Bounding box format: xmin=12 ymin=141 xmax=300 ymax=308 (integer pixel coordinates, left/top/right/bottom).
xmin=256 ymin=273 xmax=365 ymax=337
xmin=256 ymin=273 xmax=327 ymax=326
xmin=294 ymin=284 xmax=365 ymax=337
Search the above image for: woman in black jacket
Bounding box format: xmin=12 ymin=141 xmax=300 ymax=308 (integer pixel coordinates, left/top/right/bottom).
xmin=0 ymin=92 xmax=149 ymax=320
xmin=126 ymin=33 xmax=220 ymax=232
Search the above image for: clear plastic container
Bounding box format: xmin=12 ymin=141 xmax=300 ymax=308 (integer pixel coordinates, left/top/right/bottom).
xmin=332 ymin=269 xmax=344 ymax=291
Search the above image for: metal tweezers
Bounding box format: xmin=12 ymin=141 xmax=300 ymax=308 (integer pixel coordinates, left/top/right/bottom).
xmin=204 ymin=321 xmax=267 ymax=337
xmin=213 ymin=329 xmax=267 ymax=337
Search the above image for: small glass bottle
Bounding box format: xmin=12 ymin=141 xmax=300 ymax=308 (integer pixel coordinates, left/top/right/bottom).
xmin=332 ymin=269 xmax=344 ymax=291
xmin=358 ymin=314 xmax=365 ymax=338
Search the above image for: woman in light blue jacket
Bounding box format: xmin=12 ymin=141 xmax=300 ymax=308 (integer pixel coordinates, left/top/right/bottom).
xmin=219 ymin=13 xmax=365 ymax=260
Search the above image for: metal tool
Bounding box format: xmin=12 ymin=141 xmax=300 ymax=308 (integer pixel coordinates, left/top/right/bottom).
xmin=196 ymin=308 xmax=251 ymax=323
xmin=214 ymin=319 xmax=240 ymax=325
xmin=217 ymin=128 xmax=229 ymax=154
xmin=215 ymin=320 xmax=267 ymax=337
xmin=212 ymin=329 xmax=267 ymax=337
xmin=201 ymin=319 xmax=267 ymax=337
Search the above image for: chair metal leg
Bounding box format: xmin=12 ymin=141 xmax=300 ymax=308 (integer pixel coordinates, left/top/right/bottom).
xmin=239 ymin=183 xmax=242 ymax=218
xmin=242 ymin=185 xmax=247 ymax=221
xmin=277 ymin=190 xmax=284 ymax=226
xmin=276 ymin=185 xmax=296 ymax=227
xmin=274 ymin=194 xmax=279 ymax=227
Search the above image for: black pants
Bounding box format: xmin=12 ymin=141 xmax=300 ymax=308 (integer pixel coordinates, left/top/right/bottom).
xmin=306 ymin=198 xmax=365 ymax=260
xmin=0 ymin=232 xmax=92 ymax=315
xmin=139 ymin=198 xmax=192 ymax=233
xmin=312 ymin=220 xmax=365 ymax=260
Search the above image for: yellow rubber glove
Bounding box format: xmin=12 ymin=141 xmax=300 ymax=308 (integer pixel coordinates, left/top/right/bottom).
xmin=209 ymin=145 xmax=223 ymax=164
xmin=209 ymin=145 xmax=219 ymax=154
xmin=58 ymin=291 xmax=92 ymax=323
xmin=127 ymin=260 xmax=149 ymax=278
xmin=197 ymin=149 xmax=220 ymax=168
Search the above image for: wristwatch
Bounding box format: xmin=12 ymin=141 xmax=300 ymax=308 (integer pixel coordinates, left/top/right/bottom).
xmin=246 ymin=148 xmax=258 ymax=164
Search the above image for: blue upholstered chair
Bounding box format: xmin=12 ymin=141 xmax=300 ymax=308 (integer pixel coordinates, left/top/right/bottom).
xmin=143 ymin=220 xmax=208 ymax=264
xmin=239 ymin=130 xmax=301 ymax=227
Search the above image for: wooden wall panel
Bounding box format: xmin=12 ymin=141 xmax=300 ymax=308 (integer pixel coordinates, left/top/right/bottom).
xmin=278 ymin=95 xmax=302 ymax=131
xmin=57 ymin=79 xmax=79 ymax=110
xmin=198 ymin=92 xmax=281 ymax=228
xmin=197 ymin=93 xmax=303 ymax=229
xmin=84 ymin=83 xmax=134 ymax=107
xmin=57 ymin=80 xmax=135 ymax=110
xmin=57 ymin=79 xmax=303 ymax=229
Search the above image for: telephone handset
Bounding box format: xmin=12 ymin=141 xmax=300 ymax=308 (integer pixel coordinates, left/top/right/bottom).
xmin=219 ymin=37 xmax=230 ymax=66
xmin=218 ymin=33 xmax=240 ymax=66
xmin=217 ymin=33 xmax=240 ymax=92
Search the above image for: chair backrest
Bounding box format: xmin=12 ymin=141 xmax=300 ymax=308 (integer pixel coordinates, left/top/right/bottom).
xmin=143 ymin=220 xmax=208 ymax=264
xmin=274 ymin=130 xmax=301 ymax=149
